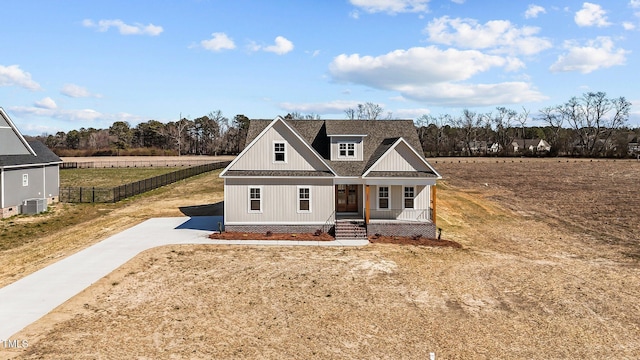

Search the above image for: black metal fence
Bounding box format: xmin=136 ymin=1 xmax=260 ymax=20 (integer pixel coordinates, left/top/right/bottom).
xmin=60 ymin=161 xmax=230 ymax=203
xmin=60 ymin=159 xmax=221 ymax=169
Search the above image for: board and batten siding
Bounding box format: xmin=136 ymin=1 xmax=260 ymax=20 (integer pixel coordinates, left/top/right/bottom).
xmin=229 ymin=121 xmax=329 ymax=172
xmin=370 ymin=141 xmax=430 ymax=172
xmin=225 ymin=178 xmax=334 ymax=224
xmin=370 ymin=184 xmax=430 ymax=220
xmin=329 ymin=136 xmax=363 ymax=161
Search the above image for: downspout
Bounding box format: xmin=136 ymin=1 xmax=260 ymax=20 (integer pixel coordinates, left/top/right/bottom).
xmin=431 ymin=184 xmax=437 ymax=226
xmin=1 ymin=169 xmax=4 ymax=209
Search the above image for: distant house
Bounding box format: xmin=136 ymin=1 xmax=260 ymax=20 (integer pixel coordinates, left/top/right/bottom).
xmin=511 ymin=139 xmax=551 ymax=154
xmin=0 ymin=108 xmax=62 ymax=218
xmin=488 ymin=143 xmax=502 ymax=153
xmin=628 ymin=136 xmax=639 ymax=155
xmin=455 ymin=140 xmax=490 ymax=155
xmin=220 ymin=117 xmax=442 ymax=239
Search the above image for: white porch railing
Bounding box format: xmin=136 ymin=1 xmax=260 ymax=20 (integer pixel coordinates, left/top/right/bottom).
xmin=368 ymin=208 xmax=432 ymax=222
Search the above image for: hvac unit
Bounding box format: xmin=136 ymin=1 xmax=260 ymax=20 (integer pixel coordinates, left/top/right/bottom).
xmin=21 ymin=198 xmax=47 ymax=215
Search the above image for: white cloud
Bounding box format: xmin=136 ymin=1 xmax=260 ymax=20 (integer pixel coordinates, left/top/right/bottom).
xmin=425 ymin=16 xmax=552 ymax=55
xmin=395 ymin=108 xmax=431 ymax=118
xmin=450 ymin=0 xmax=465 ymax=4
xmin=575 ymin=2 xmax=611 ymax=27
xmin=249 ymin=36 xmax=294 ymax=55
xmin=264 ymin=36 xmax=294 ymax=55
xmin=330 ymin=46 xmax=510 ymax=87
xmin=200 ymin=32 xmax=236 ymax=52
xmin=83 ymin=19 xmax=163 ymax=36
xmin=525 ymin=4 xmax=546 ymax=19
xmin=630 ymin=0 xmax=640 ymax=9
xmin=61 ymin=83 xmax=101 ymax=98
xmin=550 ymin=37 xmax=628 ymax=74
xmin=34 ymin=97 xmax=57 ymax=110
xmin=0 ymin=64 xmax=42 ymax=91
xmin=397 ymin=82 xmax=548 ymax=106
xmin=279 ymin=100 xmax=361 ymax=114
xmin=349 ymin=0 xmax=430 ymax=14
xmin=9 ymin=105 xmax=144 ymax=125
xmin=623 ymin=22 xmax=636 ymax=30
xmin=329 ymin=46 xmax=545 ymax=106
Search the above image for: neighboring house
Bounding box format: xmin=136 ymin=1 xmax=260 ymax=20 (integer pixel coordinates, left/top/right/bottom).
xmin=459 ymin=140 xmax=488 ymax=155
xmin=0 ymin=108 xmax=62 ymax=218
xmin=628 ymin=136 xmax=639 ymax=156
xmin=220 ymin=117 xmax=442 ymax=238
xmin=512 ymin=138 xmax=551 ymax=153
xmin=488 ymin=143 xmax=501 ymax=153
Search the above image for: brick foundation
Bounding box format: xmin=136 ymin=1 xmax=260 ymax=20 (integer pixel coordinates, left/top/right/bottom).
xmin=224 ymin=224 xmax=325 ymax=234
xmin=367 ymin=222 xmax=436 ymax=238
xmin=0 ymin=196 xmax=58 ymax=219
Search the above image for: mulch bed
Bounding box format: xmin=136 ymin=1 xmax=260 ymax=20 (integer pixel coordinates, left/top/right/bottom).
xmin=369 ymin=235 xmax=462 ymax=248
xmin=209 ymin=232 xmax=461 ymax=247
xmin=209 ymin=231 xmax=334 ymax=241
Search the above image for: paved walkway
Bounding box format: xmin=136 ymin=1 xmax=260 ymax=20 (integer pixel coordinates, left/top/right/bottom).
xmin=0 ymin=216 xmax=368 ymax=339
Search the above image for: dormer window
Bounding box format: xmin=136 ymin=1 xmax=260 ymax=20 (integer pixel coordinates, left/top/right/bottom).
xmin=329 ymin=135 xmax=364 ymax=161
xmin=274 ymin=141 xmax=286 ymax=163
xmin=339 ymin=143 xmax=355 ymax=158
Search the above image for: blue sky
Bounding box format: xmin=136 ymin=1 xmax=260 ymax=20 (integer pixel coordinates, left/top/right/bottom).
xmin=1 ymin=0 xmax=640 ymax=135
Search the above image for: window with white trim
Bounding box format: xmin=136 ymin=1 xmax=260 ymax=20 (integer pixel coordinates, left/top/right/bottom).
xmin=274 ymin=142 xmax=286 ymax=162
xmin=338 ymin=143 xmax=355 ymax=157
xmin=298 ymin=187 xmax=311 ymax=212
xmin=248 ymin=187 xmax=262 ymax=212
xmin=378 ymin=186 xmax=389 ymax=209
xmin=22 ymin=174 xmax=28 ymax=187
xmin=403 ymin=186 xmax=414 ymax=209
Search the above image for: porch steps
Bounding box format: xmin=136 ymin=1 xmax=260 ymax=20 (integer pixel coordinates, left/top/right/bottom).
xmin=334 ymin=219 xmax=367 ymax=240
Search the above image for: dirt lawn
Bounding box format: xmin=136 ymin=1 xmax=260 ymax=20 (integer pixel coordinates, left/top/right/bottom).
xmin=2 ymin=158 xmax=640 ymax=359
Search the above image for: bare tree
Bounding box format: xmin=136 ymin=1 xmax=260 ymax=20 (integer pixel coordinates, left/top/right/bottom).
xmin=167 ymin=114 xmax=190 ymax=156
xmin=490 ymin=107 xmax=518 ymax=155
xmin=416 ymin=114 xmax=449 ymax=156
xmin=285 ymin=112 xmax=321 ymax=120
xmin=559 ymin=92 xmax=631 ymax=156
xmin=450 ymin=109 xmax=483 ymax=156
xmin=538 ymin=106 xmax=565 ymax=155
xmin=517 ymin=107 xmax=530 ymax=140
xmin=345 ymin=102 xmax=388 ymax=120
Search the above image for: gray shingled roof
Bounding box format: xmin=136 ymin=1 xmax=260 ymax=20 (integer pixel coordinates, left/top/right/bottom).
xmin=0 ymin=141 xmax=62 ymax=167
xmin=243 ymin=118 xmax=436 ymax=178
xmin=223 ymin=170 xmax=334 ymax=177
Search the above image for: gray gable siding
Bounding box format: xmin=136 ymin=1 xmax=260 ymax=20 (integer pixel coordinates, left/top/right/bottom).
xmin=241 ymin=119 xmax=435 ymax=178
xmin=0 ymin=108 xmax=34 ymax=156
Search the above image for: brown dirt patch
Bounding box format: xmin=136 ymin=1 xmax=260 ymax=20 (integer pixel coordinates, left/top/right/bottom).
xmin=369 ymin=235 xmax=462 ymax=248
xmin=3 ymin=158 xmax=640 ymax=359
xmin=209 ymin=231 xmax=334 ymax=241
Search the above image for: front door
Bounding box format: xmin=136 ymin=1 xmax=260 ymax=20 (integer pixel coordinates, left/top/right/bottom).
xmin=336 ymin=185 xmax=358 ymax=212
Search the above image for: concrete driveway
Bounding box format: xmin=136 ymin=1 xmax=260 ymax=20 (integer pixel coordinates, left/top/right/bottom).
xmin=0 ymin=216 xmax=368 ymax=339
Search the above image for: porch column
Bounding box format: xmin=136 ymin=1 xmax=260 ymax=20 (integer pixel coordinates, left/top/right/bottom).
xmin=365 ymin=185 xmax=370 ymax=224
xmin=431 ymin=185 xmax=437 ymax=225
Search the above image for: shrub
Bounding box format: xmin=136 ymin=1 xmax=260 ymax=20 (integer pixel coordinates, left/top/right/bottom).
xmin=265 ymin=230 xmax=273 ymax=237
xmin=411 ymin=234 xmax=422 ymax=240
xmin=314 ymin=229 xmax=322 ymax=236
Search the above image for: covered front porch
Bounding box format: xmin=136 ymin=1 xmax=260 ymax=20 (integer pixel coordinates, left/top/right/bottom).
xmin=332 ymin=179 xmax=437 ymax=238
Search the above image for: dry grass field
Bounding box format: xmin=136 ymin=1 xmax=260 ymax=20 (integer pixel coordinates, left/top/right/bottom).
xmin=2 ymin=158 xmax=640 ymax=359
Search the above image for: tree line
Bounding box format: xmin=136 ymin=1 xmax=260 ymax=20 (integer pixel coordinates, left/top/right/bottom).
xmin=33 ymin=111 xmax=250 ymax=157
xmin=416 ymin=92 xmax=637 ymax=157
xmin=30 ymin=93 xmax=639 ymax=158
